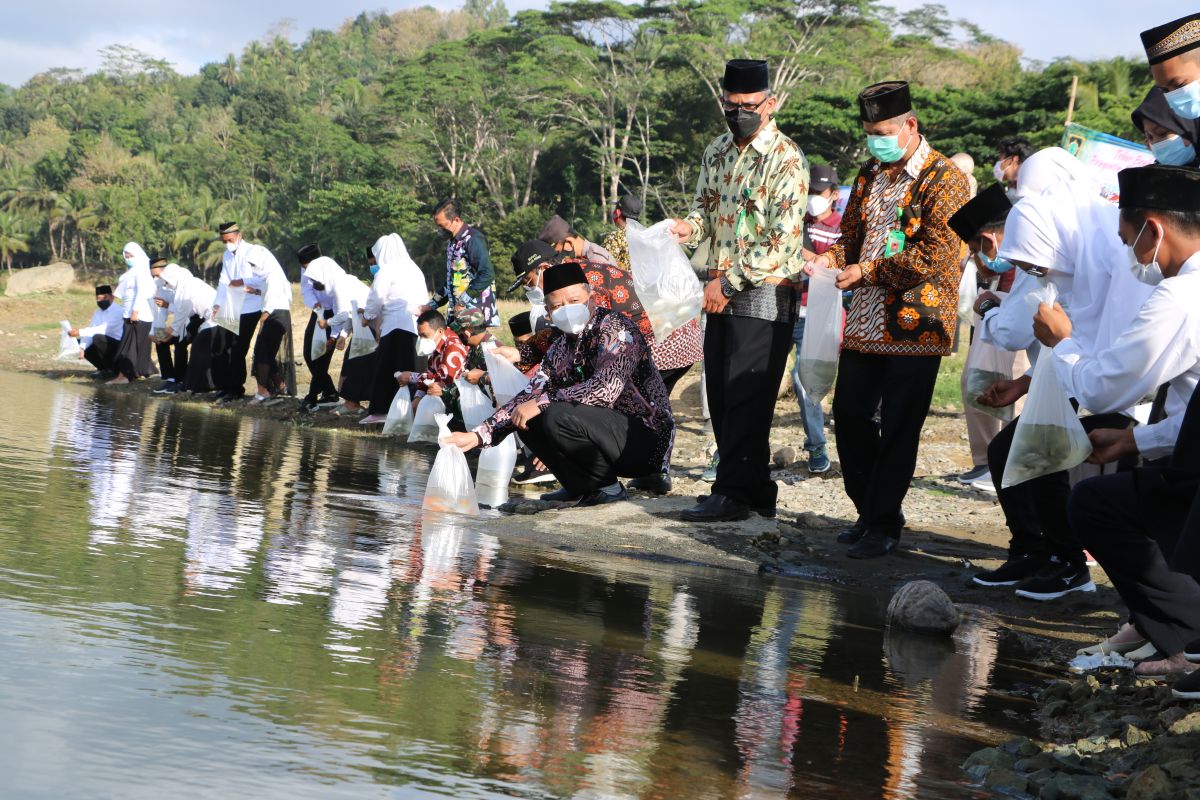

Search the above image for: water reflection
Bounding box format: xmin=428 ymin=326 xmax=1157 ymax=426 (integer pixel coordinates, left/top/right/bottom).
xmin=0 ymin=373 xmax=1034 ymax=799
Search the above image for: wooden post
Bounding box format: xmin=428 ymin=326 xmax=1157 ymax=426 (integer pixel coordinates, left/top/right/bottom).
xmin=1066 ymin=75 xmax=1079 ymax=126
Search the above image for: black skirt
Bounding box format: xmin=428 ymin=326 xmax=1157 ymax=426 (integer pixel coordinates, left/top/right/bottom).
xmin=252 ymin=310 xmax=293 ymax=393
xmin=338 ymin=346 xmax=378 ymax=402
xmin=368 ymin=328 xmax=418 ymax=414
xmin=115 ymin=319 xmax=152 ymax=380
xmin=184 ymin=326 xmax=217 ymax=393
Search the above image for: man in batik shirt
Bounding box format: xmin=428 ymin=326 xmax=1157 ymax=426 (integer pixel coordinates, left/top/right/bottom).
xmin=601 ymin=194 xmax=643 ymax=271
xmin=425 ymin=199 xmax=498 ymax=328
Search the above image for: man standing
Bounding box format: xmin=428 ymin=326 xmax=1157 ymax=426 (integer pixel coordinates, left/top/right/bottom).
xmin=212 ymin=221 xmax=265 ymax=401
xmin=670 ymin=58 xmax=810 ymax=522
xmin=244 ymin=240 xmax=295 ymax=404
xmin=425 ymin=199 xmax=498 ymax=328
xmin=601 ymin=194 xmax=643 ymax=271
xmin=539 ymin=215 xmax=617 ymax=266
xmin=813 ymin=81 xmax=970 ymax=558
xmin=71 ymin=285 xmax=124 ymax=376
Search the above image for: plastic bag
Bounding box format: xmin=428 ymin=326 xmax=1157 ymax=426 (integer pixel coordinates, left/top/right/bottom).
xmin=484 ymin=347 xmax=532 ymax=406
xmin=55 ymin=320 xmax=79 ymax=361
xmin=797 ymin=267 xmax=842 ymax=401
xmin=958 ymin=259 xmax=978 ymax=324
xmin=475 ymin=435 xmax=518 ymax=508
xmin=383 ymin=382 xmax=413 ymax=436
xmin=408 ymin=393 xmax=446 ymax=445
xmin=150 ymin=304 xmax=169 ymax=341
xmin=456 ymin=377 xmax=494 ymax=430
xmin=422 ymin=414 xmax=479 ymax=515
xmin=964 ymin=298 xmax=1019 ymax=422
xmin=1001 ymin=343 xmax=1092 ymax=489
xmin=215 ymin=284 xmax=245 ymax=333
xmin=310 ymin=319 xmax=328 ymax=362
xmin=625 ymin=220 xmax=704 ymax=341
xmin=347 ymin=301 xmax=377 ymax=360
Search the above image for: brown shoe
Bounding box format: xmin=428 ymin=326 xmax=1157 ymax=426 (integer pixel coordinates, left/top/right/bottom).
xmin=1134 ymin=652 xmax=1197 ymax=679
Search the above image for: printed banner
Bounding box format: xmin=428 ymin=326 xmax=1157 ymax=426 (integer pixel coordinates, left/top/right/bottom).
xmin=1061 ymin=123 xmax=1155 ymax=203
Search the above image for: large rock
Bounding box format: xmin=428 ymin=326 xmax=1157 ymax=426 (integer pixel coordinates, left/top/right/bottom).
xmin=5 ymin=263 xmax=75 ymax=296
xmin=885 ymin=580 xmax=961 ymax=635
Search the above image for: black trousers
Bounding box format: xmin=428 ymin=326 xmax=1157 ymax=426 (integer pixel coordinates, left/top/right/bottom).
xmin=155 ymin=314 xmax=201 ymax=382
xmin=832 ymin=349 xmax=942 ymax=536
xmin=252 ymin=310 xmax=293 ymax=394
xmin=302 ymin=310 xmax=336 ymax=401
xmin=368 ymin=328 xmax=418 ymax=414
xmin=987 ymin=412 xmax=1133 ymax=564
xmin=183 ymin=327 xmax=216 ymax=393
xmin=1070 ymin=473 xmax=1200 ymax=655
xmin=706 ymin=314 xmax=793 ymax=508
xmin=659 ymin=364 xmax=692 ymax=398
xmin=114 ymin=319 xmax=152 ymax=380
xmin=83 ymin=335 xmax=120 ymax=372
xmin=519 ymin=402 xmax=658 ymax=496
xmin=215 ymin=311 xmax=261 ymax=394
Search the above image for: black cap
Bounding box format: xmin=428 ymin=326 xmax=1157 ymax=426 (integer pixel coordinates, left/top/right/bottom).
xmin=541 ymin=262 xmax=588 ymax=295
xmin=512 ymin=240 xmax=557 ymax=276
xmin=538 ymin=214 xmax=571 ymax=245
xmin=858 ymin=81 xmax=912 ymax=123
xmin=1141 ymin=13 xmax=1200 ymax=65
xmin=508 ymin=311 xmax=533 ymax=338
xmin=148 ymin=255 xmax=167 ymax=269
xmin=722 ymin=59 xmax=769 ymax=94
xmin=95 ymin=284 xmax=113 ymax=295
xmin=810 ymin=164 xmax=838 ymax=192
xmin=616 ymin=194 xmax=643 ymax=221
xmin=948 ymin=184 xmax=1012 ymax=243
xmin=296 ymin=243 xmax=321 ymax=265
xmin=1118 ymin=164 xmax=1200 ymax=211
xmin=217 ymin=221 xmax=240 ymax=235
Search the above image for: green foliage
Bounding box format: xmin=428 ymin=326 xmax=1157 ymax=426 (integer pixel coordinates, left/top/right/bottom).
xmin=0 ymin=0 xmax=1156 ymax=280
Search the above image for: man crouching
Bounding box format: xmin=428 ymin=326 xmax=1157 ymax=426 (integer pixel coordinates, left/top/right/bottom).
xmin=443 ymin=262 xmax=675 ymax=507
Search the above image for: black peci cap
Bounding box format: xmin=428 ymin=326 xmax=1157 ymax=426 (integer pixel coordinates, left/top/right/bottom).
xmin=1118 ymin=164 xmax=1200 ymax=211
xmin=722 ymin=59 xmax=769 ymax=94
xmin=858 ymin=81 xmax=912 ymax=123
xmin=296 ymin=243 xmax=321 ymax=264
xmin=541 ymin=262 xmax=588 ymax=295
xmin=948 ymin=184 xmax=1012 ymax=243
xmin=1141 ymin=13 xmax=1200 ymax=65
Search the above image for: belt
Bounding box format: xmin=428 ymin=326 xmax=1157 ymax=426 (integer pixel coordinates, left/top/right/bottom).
xmin=706 ymin=269 xmax=795 ymax=287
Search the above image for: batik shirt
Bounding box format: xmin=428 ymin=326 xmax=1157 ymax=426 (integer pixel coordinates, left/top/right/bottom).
xmin=601 ymin=227 xmax=630 ymax=270
xmin=432 ymin=224 xmax=498 ymax=326
xmin=683 ymin=121 xmax=809 ymax=323
xmin=477 ymin=308 xmax=675 ymax=472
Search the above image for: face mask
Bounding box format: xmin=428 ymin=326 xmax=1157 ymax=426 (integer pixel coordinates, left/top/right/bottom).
xmin=725 ymin=108 xmax=763 ymax=141
xmin=1127 ymin=221 xmax=1165 ymax=286
xmin=124 ymin=257 xmax=135 ymax=268
xmin=525 ymin=284 xmax=545 ymax=305
xmin=311 ymin=280 xmax=325 ymax=292
xmin=369 ymin=264 xmax=380 ymax=276
xmin=978 ymin=251 xmax=1015 ymax=273
xmin=225 ymin=241 xmax=238 ymax=253
xmin=550 ymin=302 xmax=591 ymax=335
xmin=1165 ymin=81 xmax=1200 ymax=120
xmin=807 ymin=193 xmax=832 ymax=217
xmin=1150 ymin=134 xmax=1197 ymax=166
xmin=866 ymin=126 xmax=910 ymax=164
xmin=416 ymin=336 xmax=438 ymax=357
xmin=97 ymin=300 xmax=112 ymax=311
xmin=992 ymin=160 xmax=1007 ymax=181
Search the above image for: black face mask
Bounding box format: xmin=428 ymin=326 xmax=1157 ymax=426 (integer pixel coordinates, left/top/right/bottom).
xmin=311 ymin=281 xmax=325 ymax=292
xmin=97 ymin=300 xmax=112 ymax=311
xmin=725 ymin=108 xmax=763 ymax=142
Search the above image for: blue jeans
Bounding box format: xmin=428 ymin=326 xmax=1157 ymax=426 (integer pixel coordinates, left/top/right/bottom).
xmin=790 ymin=316 xmax=828 ymax=451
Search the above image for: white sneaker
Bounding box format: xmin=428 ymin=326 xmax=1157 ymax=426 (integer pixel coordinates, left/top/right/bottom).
xmin=969 ymin=470 xmax=997 ymax=493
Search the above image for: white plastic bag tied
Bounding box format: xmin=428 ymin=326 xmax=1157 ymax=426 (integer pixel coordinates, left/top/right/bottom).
xmin=347 ymin=300 xmax=378 ymax=360
xmin=310 ymin=319 xmax=328 ymax=362
xmin=475 ymin=435 xmax=518 ymax=508
xmin=798 ymin=267 xmax=842 ymax=401
xmin=150 ymin=305 xmax=169 ymax=340
xmin=216 ymin=285 xmax=245 ymax=333
xmin=964 ymin=298 xmax=1019 ymax=422
xmin=456 ymin=377 xmax=494 ymax=430
xmin=383 ymin=382 xmax=413 ymax=436
xmin=55 ymin=320 xmax=79 ymax=361
xmin=408 ymin=393 xmax=446 ymax=445
xmin=483 ymin=347 xmax=531 ymax=406
xmin=625 ymin=220 xmax=704 ymax=341
xmin=423 ymin=413 xmax=479 ymax=515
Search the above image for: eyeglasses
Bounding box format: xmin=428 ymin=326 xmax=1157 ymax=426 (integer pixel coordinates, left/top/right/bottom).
xmin=720 ymin=98 xmax=768 ymax=113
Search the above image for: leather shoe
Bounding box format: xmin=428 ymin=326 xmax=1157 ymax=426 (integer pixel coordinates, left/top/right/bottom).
xmin=682 ymin=493 xmax=750 ymax=522
xmin=540 ymin=486 xmax=581 ymax=502
xmin=847 ymin=531 xmax=899 ymax=559
xmin=576 ymin=484 xmax=628 ymax=507
xmin=837 ymin=521 xmax=867 ymax=545
xmin=628 ymin=473 xmax=672 ymax=495
xmin=694 ymin=493 xmax=774 ymax=518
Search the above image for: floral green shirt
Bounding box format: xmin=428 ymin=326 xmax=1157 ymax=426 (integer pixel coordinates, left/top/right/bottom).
xmin=601 ymin=228 xmax=630 ymax=271
xmin=683 ymin=122 xmax=809 ymax=293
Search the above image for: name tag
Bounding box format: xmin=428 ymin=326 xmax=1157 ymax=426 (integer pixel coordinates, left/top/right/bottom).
xmin=884 ymin=229 xmax=906 ymax=257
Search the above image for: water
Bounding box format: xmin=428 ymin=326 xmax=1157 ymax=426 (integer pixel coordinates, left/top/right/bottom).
xmin=0 ymin=371 xmax=1040 ymax=799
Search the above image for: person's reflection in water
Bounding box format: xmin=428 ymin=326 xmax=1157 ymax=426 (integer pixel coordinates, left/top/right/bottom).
xmin=263 ymin=434 xmax=336 ymax=605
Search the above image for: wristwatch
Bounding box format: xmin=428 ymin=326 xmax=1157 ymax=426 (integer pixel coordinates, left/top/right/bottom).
xmin=719 ymin=275 xmax=737 ymax=299
xmin=978 ymin=298 xmax=1001 ymax=315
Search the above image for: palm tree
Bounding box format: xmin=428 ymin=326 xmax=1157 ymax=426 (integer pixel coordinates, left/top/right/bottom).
xmin=218 ymin=55 xmax=240 ymax=88
xmin=0 ymin=212 xmax=30 ymax=274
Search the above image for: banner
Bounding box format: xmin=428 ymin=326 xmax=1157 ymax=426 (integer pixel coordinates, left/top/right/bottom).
xmin=1061 ymin=123 xmax=1155 ymax=203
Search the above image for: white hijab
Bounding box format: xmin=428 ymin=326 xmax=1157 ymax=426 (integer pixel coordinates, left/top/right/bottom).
xmin=301 ymin=256 xmax=347 ymax=291
xmin=372 ymin=233 xmax=429 ymax=307
xmin=1014 ymin=147 xmax=1099 ymax=200
xmin=122 ymin=241 xmax=150 ymax=273
xmin=157 ymin=263 xmax=192 ymax=291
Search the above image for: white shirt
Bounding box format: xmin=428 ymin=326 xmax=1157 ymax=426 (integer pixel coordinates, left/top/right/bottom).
xmin=117 ymin=264 xmax=156 ymax=321
xmin=1053 ymin=252 xmax=1200 ymax=459
xmin=78 ymin=302 xmax=125 ymax=347
xmin=364 ymin=262 xmax=429 ymax=336
xmin=217 ymin=240 xmax=267 ymax=314
xmin=242 ymin=245 xmax=292 ymax=314
xmin=324 ymin=274 xmax=371 ymax=338
xmin=978 ymin=269 xmax=1043 ymax=353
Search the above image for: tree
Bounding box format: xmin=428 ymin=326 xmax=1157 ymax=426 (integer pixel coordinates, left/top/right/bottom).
xmin=0 ymin=211 xmax=29 ymax=272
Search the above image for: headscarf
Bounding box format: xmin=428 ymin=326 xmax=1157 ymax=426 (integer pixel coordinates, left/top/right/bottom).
xmin=122 ymin=241 xmax=150 ymax=273
xmin=1131 ymin=86 xmax=1200 ymax=145
xmin=301 ymin=256 xmax=347 ymax=291
xmin=371 ymin=233 xmax=429 ymax=308
xmin=1013 ymin=147 xmax=1099 ymax=200
xmin=157 ymin=263 xmax=191 ymax=292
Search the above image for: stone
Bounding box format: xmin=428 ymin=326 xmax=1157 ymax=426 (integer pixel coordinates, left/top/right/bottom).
xmin=1164 ymin=759 xmax=1200 ymax=781
xmin=1126 ymin=765 xmax=1174 ymax=800
xmin=1037 ymin=772 xmax=1113 ymax=800
xmin=885 ymin=580 xmax=961 ymax=636
xmin=1121 ymin=724 xmax=1153 ymax=747
xmin=1158 ymin=706 xmax=1189 ymax=729
xmin=772 ymin=446 xmax=796 ymax=468
xmin=4 ymin=263 xmax=75 ymax=296
xmin=1167 ymin=710 xmax=1200 ymax=736
xmin=963 ymin=747 xmax=1014 ymax=781
xmin=1000 ymin=736 xmax=1041 ymax=758
xmin=984 ymin=768 xmax=1028 ymax=795
xmin=1016 ymin=753 xmax=1062 ymax=773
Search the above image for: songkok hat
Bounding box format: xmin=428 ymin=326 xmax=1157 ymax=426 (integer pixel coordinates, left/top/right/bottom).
xmin=948 ymin=184 xmax=1012 ymax=243
xmin=858 ymin=81 xmax=912 ymax=123
xmin=1141 ymin=13 xmax=1200 ymax=65
xmin=450 ymin=306 xmax=487 ymax=335
xmin=95 ymin=284 xmax=113 ymax=295
xmin=541 ymin=262 xmax=588 ymax=295
xmin=148 ymin=255 xmax=167 ymax=269
xmin=810 ymin=164 xmax=839 ymax=192
xmin=1118 ymin=164 xmax=1200 ymax=211
xmin=538 ymin=214 xmax=571 ymax=245
xmin=217 ymin=221 xmax=240 ymax=234
xmin=616 ymin=194 xmax=643 ymax=220
xmin=508 ymin=311 xmax=533 ymax=338
xmin=722 ymin=59 xmax=769 ymax=94
xmin=296 ymin=243 xmax=321 ymax=264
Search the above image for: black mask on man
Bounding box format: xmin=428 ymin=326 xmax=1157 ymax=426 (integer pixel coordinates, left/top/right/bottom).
xmin=725 ymin=108 xmax=762 ymax=142
xmin=311 ymin=281 xmax=325 ymax=292
xmin=96 ymin=300 xmax=112 ymax=311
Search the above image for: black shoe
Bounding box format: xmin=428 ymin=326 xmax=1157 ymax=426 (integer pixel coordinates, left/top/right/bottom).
xmin=682 ymin=493 xmax=750 ymax=523
xmin=576 ymin=484 xmax=628 ymax=507
xmin=628 ymin=473 xmax=672 ymax=495
xmin=973 ymin=552 xmax=1048 ymax=587
xmin=837 ymin=521 xmax=867 ymax=545
xmin=1014 ymin=562 xmax=1096 ymax=601
xmin=694 ymin=493 xmax=774 ymax=518
xmin=847 ymin=531 xmax=899 ymax=559
xmin=316 ymin=393 xmax=342 ymax=408
xmin=1173 ymin=668 xmax=1200 ymax=699
xmin=514 ymin=462 xmax=556 ymax=485
xmin=1186 ymin=639 xmax=1200 ymax=664
xmin=540 ymin=487 xmax=581 ymax=502
xmin=152 ymin=381 xmax=177 ymax=395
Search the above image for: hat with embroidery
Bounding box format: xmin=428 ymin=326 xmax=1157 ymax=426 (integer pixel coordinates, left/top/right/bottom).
xmin=1141 ymin=13 xmax=1200 ymax=65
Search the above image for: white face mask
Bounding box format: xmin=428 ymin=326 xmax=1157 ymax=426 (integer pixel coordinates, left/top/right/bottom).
xmin=1127 ymin=221 xmax=1165 ymax=286
xmin=807 ymin=193 xmax=831 ymax=217
xmin=416 ymin=335 xmax=438 ymax=357
xmin=550 ymin=302 xmax=591 ymax=335
xmin=525 ymin=284 xmax=545 ymax=305
xmin=225 ymin=240 xmax=238 ymax=253
xmin=992 ymin=160 xmax=1007 ymax=182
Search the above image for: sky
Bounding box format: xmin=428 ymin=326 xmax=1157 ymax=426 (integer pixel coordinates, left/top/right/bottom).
xmin=0 ymin=1 xmax=1195 ymax=88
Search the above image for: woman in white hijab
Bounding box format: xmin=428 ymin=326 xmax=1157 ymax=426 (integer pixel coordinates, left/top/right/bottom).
xmin=1012 ymin=146 xmax=1100 ymax=201
xmin=155 ymin=263 xmax=218 ymax=394
xmin=109 ymin=241 xmax=157 ymax=384
xmin=302 ymin=255 xmax=376 ymax=416
xmin=360 ymin=233 xmax=431 ymax=424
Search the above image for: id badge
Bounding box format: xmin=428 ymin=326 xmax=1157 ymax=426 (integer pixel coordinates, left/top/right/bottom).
xmin=884 ymin=228 xmax=906 ymax=256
